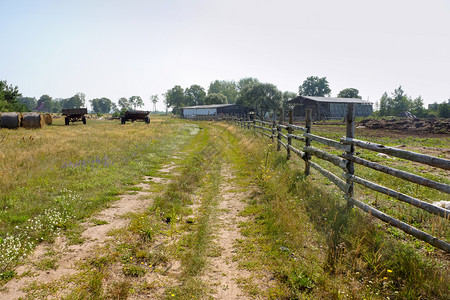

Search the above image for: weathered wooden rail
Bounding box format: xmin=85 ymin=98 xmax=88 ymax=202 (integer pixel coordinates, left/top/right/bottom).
xmin=226 ymin=104 xmax=450 ymax=252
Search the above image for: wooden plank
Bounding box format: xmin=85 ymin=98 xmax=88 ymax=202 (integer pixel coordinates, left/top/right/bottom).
xmin=348 ymin=197 xmax=450 ymax=252
xmin=304 ymin=146 xmax=348 ymax=170
xmin=304 ymin=109 xmax=312 ymax=176
xmin=289 ymin=124 xmax=307 ymax=132
xmin=342 ymin=138 xmax=450 ymax=170
xmin=345 ymin=103 xmax=356 ymax=200
xmin=277 ymin=124 xmax=288 ymax=129
xmin=310 ymin=161 xmax=350 ymax=193
xmin=287 ymin=109 xmax=293 ymax=160
xmin=256 ymin=130 xmax=273 ymax=138
xmin=288 ymin=134 xmax=306 ymax=142
xmin=279 ymin=140 xmax=287 ymax=149
xmin=288 ymin=144 xmax=305 ymax=158
xmin=304 ymin=133 xmax=351 ymax=151
xmin=258 ymin=120 xmax=273 ymax=126
xmin=346 ymin=174 xmax=450 ymax=219
xmin=342 ymin=154 xmax=450 ymax=194
xmin=254 ymin=125 xmax=273 ymax=132
xmin=277 ymin=121 xmax=281 ymax=152
xmin=279 ymin=132 xmax=288 ymax=140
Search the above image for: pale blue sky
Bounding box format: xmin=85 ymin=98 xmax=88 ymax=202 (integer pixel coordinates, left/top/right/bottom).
xmin=1 ymin=0 xmax=449 ymax=111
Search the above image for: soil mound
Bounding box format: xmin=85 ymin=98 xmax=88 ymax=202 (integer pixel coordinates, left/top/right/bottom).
xmin=358 ymin=118 xmax=450 ymax=134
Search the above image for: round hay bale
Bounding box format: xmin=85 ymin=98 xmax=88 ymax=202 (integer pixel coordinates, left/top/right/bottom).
xmin=0 ymin=112 xmax=22 ymax=129
xmin=22 ymin=113 xmax=45 ymax=129
xmin=43 ymin=113 xmax=52 ymax=125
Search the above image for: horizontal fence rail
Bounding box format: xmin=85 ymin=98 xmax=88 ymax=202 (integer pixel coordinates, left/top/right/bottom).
xmin=225 ymin=104 xmax=450 ymax=253
xmin=342 ymin=138 xmax=450 ymax=170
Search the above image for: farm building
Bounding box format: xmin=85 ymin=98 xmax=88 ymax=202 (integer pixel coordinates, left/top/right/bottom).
xmin=182 ymin=104 xmax=250 ymax=118
xmin=287 ymin=96 xmax=373 ymax=121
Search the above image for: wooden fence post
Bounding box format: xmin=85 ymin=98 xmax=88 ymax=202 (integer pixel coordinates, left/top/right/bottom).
xmin=271 ymin=111 xmax=276 ymax=143
xmin=345 ymin=103 xmax=355 ymax=203
xmin=277 ymin=108 xmax=283 ymax=151
xmin=304 ymin=109 xmax=312 ymax=176
xmin=287 ymin=108 xmax=293 ymax=160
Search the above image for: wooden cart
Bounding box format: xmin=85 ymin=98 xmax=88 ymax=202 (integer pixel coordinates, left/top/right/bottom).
xmin=121 ymin=110 xmax=150 ymax=124
xmin=62 ymin=108 xmax=88 ymax=125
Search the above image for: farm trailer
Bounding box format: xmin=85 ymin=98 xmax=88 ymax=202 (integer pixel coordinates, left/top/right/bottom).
xmin=62 ymin=108 xmax=88 ymax=125
xmin=121 ymin=110 xmax=150 ymax=124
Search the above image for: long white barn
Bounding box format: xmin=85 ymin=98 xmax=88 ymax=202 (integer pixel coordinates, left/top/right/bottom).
xmin=182 ymin=104 xmax=249 ymax=118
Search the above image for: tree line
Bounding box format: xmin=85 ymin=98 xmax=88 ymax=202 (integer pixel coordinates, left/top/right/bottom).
xmin=163 ymin=76 xmax=368 ymax=117
xmin=1 ymin=78 xmax=449 ymax=118
xmin=163 ymin=78 xmax=298 ymax=117
xmin=375 ymin=86 xmax=449 ymax=118
xmin=0 ymin=80 xmax=161 ymax=115
xmin=164 ymin=76 xmax=449 ymax=118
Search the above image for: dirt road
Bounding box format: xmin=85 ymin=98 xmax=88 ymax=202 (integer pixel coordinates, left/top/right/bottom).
xmin=0 ymin=124 xmax=266 ymax=299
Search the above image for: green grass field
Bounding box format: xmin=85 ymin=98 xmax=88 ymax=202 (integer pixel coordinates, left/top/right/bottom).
xmin=0 ymin=116 xmax=448 ymax=299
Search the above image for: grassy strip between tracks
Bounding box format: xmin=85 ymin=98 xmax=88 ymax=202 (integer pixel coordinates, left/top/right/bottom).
xmin=67 ymin=123 xmax=223 ymax=299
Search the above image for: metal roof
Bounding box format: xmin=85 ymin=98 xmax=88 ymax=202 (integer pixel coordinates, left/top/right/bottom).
xmin=182 ymin=104 xmax=237 ymax=109
xmin=288 ymin=96 xmax=372 ymax=105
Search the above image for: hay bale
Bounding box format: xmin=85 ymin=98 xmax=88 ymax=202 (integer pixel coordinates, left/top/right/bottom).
xmin=0 ymin=112 xmax=22 ymax=129
xmin=22 ymin=113 xmax=45 ymax=129
xmin=43 ymin=113 xmax=52 ymax=125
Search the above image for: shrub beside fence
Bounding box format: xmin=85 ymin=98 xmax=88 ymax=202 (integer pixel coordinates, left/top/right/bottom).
xmin=226 ymin=103 xmax=450 ymax=253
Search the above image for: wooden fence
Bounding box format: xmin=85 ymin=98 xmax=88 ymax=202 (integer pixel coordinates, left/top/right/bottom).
xmin=226 ymin=103 xmax=450 ymax=252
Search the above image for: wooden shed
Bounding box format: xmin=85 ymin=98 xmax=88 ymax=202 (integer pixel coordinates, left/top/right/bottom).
xmin=182 ymin=104 xmax=250 ymax=118
xmin=287 ymin=96 xmax=373 ymax=121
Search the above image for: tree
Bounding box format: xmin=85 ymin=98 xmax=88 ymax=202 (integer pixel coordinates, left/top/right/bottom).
xmin=338 ymin=88 xmax=362 ymax=99
xmin=36 ymin=94 xmax=53 ymax=112
xmin=90 ymin=97 xmax=113 ymax=114
xmin=237 ymin=83 xmax=282 ymax=117
xmin=17 ymin=96 xmax=37 ymax=111
xmin=282 ymin=91 xmax=297 ymax=114
xmin=51 ymin=99 xmax=62 ymax=113
xmin=410 ymin=96 xmax=425 ymax=118
xmin=237 ymin=77 xmax=260 ymax=91
xmin=61 ymin=92 xmax=86 ymax=109
xmin=150 ymin=94 xmax=159 ymax=113
xmin=111 ymin=102 xmax=118 ymax=113
xmin=298 ymin=76 xmax=331 ymax=97
xmin=204 ymin=93 xmax=227 ymax=105
xmin=118 ymin=97 xmax=132 ymax=110
xmin=208 ymin=80 xmax=238 ymax=104
xmin=437 ymin=100 xmax=450 ymax=118
xmin=0 ymin=80 xmax=22 ymax=112
xmin=376 ymin=86 xmax=424 ymax=117
xmin=164 ymin=85 xmax=185 ymax=115
xmin=129 ymin=96 xmax=144 ymax=110
xmin=428 ymin=102 xmax=439 ymax=112
xmin=391 ymin=86 xmax=409 ymax=115
xmin=378 ymin=92 xmax=390 ymax=116
xmin=184 ymin=85 xmax=206 ymax=106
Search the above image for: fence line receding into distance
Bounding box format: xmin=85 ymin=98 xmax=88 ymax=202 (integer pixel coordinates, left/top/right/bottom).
xmin=224 ymin=104 xmax=450 ymax=253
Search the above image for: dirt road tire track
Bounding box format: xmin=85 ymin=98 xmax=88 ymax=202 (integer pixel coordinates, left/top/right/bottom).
xmin=0 ymin=174 xmax=166 ymax=299
xmin=202 ymin=163 xmax=252 ymax=299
